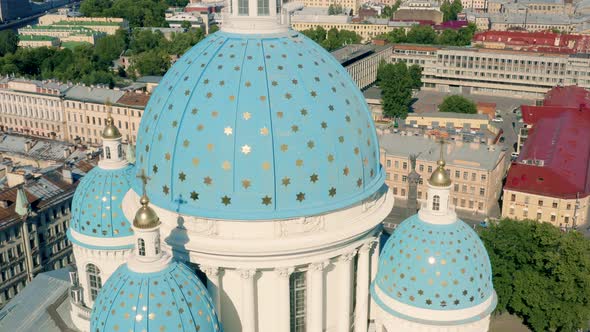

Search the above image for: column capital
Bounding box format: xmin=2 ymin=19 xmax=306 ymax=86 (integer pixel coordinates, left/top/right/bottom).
xmin=239 ymin=268 xmax=257 ymax=280
xmin=340 ymin=250 xmax=357 ymax=262
xmin=359 ymin=242 xmax=372 ymax=254
xmin=276 ymin=267 xmax=295 ymax=278
xmin=200 ymin=265 xmax=220 ymax=277
xmin=309 ymin=260 xmax=329 ymax=272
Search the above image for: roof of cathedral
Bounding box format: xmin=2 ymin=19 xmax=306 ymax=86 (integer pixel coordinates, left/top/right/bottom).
xmin=90 ymin=262 xmax=221 ymax=332
xmin=69 ymin=164 xmax=135 ymax=243
xmin=375 ymin=214 xmax=494 ymax=311
xmin=133 ymin=30 xmax=384 ymax=220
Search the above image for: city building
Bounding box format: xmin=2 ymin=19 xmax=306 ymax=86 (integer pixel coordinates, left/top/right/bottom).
xmin=0 ymin=78 xmax=149 ymax=146
xmin=0 ymin=134 xmax=88 ymax=169
xmin=301 ymin=0 xmax=362 ymax=10
xmin=390 ymin=43 xmax=590 ymax=99
xmin=503 ymin=86 xmax=590 ymax=229
xmin=461 ymin=0 xmax=488 ymax=12
xmin=18 ymin=25 xmax=103 ymax=47
xmin=0 ymin=0 xmax=31 ymax=22
xmin=380 ymin=132 xmax=506 ymax=216
xmin=18 ymin=35 xmax=60 ymax=48
xmin=38 ymin=14 xmax=128 ymax=35
xmin=405 ymin=112 xmax=494 ymax=134
xmin=372 ymin=142 xmax=497 ymax=331
xmin=473 ymin=30 xmax=590 ymax=54
xmin=332 ymin=43 xmax=393 ymax=90
xmin=0 ymin=166 xmax=88 ymax=309
xmin=394 ymin=0 xmax=443 ymax=25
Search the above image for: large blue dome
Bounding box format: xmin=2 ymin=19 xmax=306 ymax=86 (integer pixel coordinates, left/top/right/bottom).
xmin=90 ymin=261 xmax=221 ymax=332
xmin=374 ymin=214 xmax=494 ymax=311
xmin=69 ymin=165 xmax=135 ymax=246
xmin=134 ymin=30 xmax=383 ymax=220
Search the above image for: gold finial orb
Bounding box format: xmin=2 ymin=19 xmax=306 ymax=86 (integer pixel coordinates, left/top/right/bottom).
xmin=102 ymin=113 xmax=122 ymax=139
xmin=428 ymin=166 xmax=451 ymax=187
xmin=133 ymin=194 xmax=160 ymax=229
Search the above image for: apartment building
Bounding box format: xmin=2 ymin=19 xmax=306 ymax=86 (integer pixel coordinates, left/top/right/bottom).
xmin=302 ymin=0 xmax=361 ymax=10
xmin=332 ymin=43 xmax=393 ymax=90
xmin=390 ymin=44 xmax=590 ymax=99
xmin=503 ymin=86 xmax=590 ymax=229
xmin=379 ymin=132 xmax=506 ymax=216
xmin=292 ymin=20 xmax=402 ymax=42
xmin=0 ymin=167 xmax=88 ymax=309
xmin=0 ymin=78 xmax=149 ymax=146
xmin=38 ymin=14 xmax=128 ymax=35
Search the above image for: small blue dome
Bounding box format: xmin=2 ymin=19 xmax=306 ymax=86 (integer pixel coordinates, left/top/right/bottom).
xmin=134 ymin=30 xmax=383 ymax=220
xmin=69 ymin=165 xmax=135 ymax=242
xmin=375 ymin=214 xmax=493 ymax=310
xmin=90 ymin=261 xmax=221 ymax=332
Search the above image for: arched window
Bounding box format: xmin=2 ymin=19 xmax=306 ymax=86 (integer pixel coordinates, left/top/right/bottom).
xmin=86 ymin=264 xmax=102 ymax=301
xmin=433 ymin=195 xmax=440 ymax=211
xmin=117 ymin=144 xmax=122 ymax=158
xmin=138 ymin=238 xmax=146 ymax=256
xmin=105 ymin=146 xmax=111 ymax=159
xmin=154 ymin=234 xmax=160 ymax=255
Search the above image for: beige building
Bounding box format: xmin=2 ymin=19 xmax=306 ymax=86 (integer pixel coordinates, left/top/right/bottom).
xmin=0 ymin=78 xmax=149 ymax=146
xmin=379 ymin=132 xmax=506 ymax=216
xmin=390 ymin=44 xmax=590 ymax=99
xmin=292 ymin=21 xmax=401 ymax=42
xmin=38 ymin=14 xmax=128 ymax=35
xmin=302 ymin=0 xmax=361 ymax=10
xmin=405 ymin=112 xmax=491 ymax=131
xmin=17 ymin=35 xmax=60 ymax=48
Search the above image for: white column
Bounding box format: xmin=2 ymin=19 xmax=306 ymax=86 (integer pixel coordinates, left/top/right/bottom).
xmin=239 ymin=269 xmax=257 ymax=332
xmin=202 ymin=266 xmax=222 ymax=320
xmin=354 ymin=243 xmax=371 ymax=332
xmin=369 ymin=239 xmax=380 ymax=321
xmin=339 ymin=251 xmax=356 ymax=332
xmin=276 ymin=267 xmax=294 ymax=332
xmin=308 ymin=261 xmax=328 ymax=332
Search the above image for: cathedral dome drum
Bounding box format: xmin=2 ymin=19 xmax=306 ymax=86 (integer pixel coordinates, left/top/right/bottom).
xmin=133 ymin=30 xmax=384 ymax=220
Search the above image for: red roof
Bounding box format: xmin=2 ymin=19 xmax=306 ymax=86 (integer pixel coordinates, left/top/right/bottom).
xmin=505 ymin=86 xmax=590 ymax=198
xmin=473 ymin=30 xmax=590 ymax=54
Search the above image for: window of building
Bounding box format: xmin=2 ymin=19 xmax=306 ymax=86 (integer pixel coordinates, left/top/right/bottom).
xmin=550 ymin=214 xmax=556 ymax=222
xmin=86 ymin=264 xmax=102 ymax=301
xmin=419 ymin=164 xmax=424 ymax=172
xmin=401 ymin=189 xmax=406 ymax=196
xmin=511 ymin=194 xmax=516 ymax=202
xmin=138 ymin=238 xmax=146 ymax=256
xmin=154 ymin=234 xmax=160 ymax=255
xmin=386 ymin=160 xmax=391 ymax=168
xmin=386 ymin=172 xmax=390 ymax=180
xmin=392 ymin=187 xmax=397 ymax=195
xmin=523 ymin=210 xmax=528 ymax=218
xmin=552 ymin=202 xmax=558 ymax=208
xmin=432 ymin=195 xmax=440 ymax=211
xmin=524 ymin=196 xmax=529 ymax=204
xmin=402 ymin=175 xmax=407 ymax=182
xmin=536 ymin=212 xmax=542 ymax=220
xmin=238 ymin=0 xmax=249 ymax=15
xmin=462 ymin=185 xmax=467 ymax=193
xmin=509 ymin=207 xmax=515 ymax=215
xmin=454 ymin=184 xmax=459 ymax=192
xmin=290 ymin=271 xmax=307 ymax=332
xmin=479 ymin=188 xmax=485 ymax=196
xmin=567 ymin=203 xmax=571 ymax=210
xmin=469 ymin=200 xmax=474 ymax=209
xmin=402 ymin=162 xmax=407 ymax=170
xmin=105 ymin=147 xmax=111 ymax=159
xmin=471 ymin=173 xmax=476 ymax=181
xmin=460 ymin=199 xmax=465 ymax=207
xmin=463 ymin=172 xmax=468 ymax=180
xmin=455 ymin=170 xmax=460 ymax=178
xmin=538 ymin=200 xmax=543 ymax=206
xmin=428 ymin=166 xmax=432 ymax=173
xmin=394 ymin=161 xmax=399 ymax=168
xmin=257 ymin=0 xmax=270 ymax=15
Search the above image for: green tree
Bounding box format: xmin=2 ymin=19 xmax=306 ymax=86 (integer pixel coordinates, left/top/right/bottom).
xmin=131 ymin=49 xmax=170 ymax=76
xmin=129 ymin=29 xmax=167 ymax=54
xmin=302 ymin=27 xmax=361 ymax=51
xmin=167 ymin=28 xmax=205 ymax=55
xmin=438 ymin=95 xmax=477 ymax=113
xmin=0 ymin=30 xmax=18 ymax=56
xmin=450 ymin=0 xmax=463 ymax=20
xmin=180 ymin=20 xmax=192 ymax=30
xmin=378 ymin=61 xmax=413 ymax=119
xmin=80 ymin=0 xmax=113 ymax=16
xmin=94 ymin=34 xmax=126 ymax=62
xmin=377 ymin=28 xmax=406 ymax=43
xmin=406 ymin=25 xmax=437 ymax=44
xmin=408 ymin=64 xmax=422 ymax=89
xmin=479 ymin=219 xmax=590 ymax=332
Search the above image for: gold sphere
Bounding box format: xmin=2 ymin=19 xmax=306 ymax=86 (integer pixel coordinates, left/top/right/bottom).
xmin=133 ymin=195 xmax=160 ymax=229
xmin=102 ymin=115 xmax=122 ymax=139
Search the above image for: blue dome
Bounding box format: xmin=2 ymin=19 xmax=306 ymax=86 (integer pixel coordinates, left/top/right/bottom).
xmin=134 ymin=30 xmax=384 ymax=220
xmin=375 ymin=214 xmax=493 ymax=310
xmin=69 ymin=165 xmax=135 ymax=243
xmin=90 ymin=261 xmax=221 ymax=332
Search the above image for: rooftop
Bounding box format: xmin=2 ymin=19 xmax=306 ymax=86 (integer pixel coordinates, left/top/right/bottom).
xmin=0 ymin=134 xmax=87 ymax=163
xmin=379 ymin=133 xmax=503 ymax=171
xmin=505 ymin=86 xmax=590 ymax=198
xmin=473 ymin=30 xmax=590 ymax=54
xmin=407 ymin=112 xmax=489 ymax=120
xmin=65 ymin=85 xmax=125 ymax=104
xmin=115 ymin=91 xmax=150 ymax=107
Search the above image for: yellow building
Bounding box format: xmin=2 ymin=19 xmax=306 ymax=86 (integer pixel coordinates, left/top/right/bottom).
xmin=380 ymin=132 xmax=506 ymax=216
xmin=292 ymin=21 xmax=400 ymax=42
xmin=38 ymin=14 xmax=128 ymax=35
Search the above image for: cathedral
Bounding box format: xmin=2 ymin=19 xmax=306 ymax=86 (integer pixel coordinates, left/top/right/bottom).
xmin=63 ymin=1 xmax=497 ymax=331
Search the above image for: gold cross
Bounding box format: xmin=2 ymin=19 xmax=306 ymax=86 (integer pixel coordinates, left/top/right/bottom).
xmin=437 ymin=137 xmax=448 ymax=163
xmin=136 ymin=169 xmax=151 ymax=196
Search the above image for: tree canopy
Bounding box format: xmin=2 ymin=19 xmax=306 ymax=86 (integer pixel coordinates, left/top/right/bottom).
xmin=440 ymin=0 xmax=463 ymax=22
xmin=479 ymin=219 xmax=590 ymax=332
xmin=379 ymin=0 xmax=401 ymax=18
xmin=438 ymin=95 xmax=477 ymax=113
xmin=80 ymin=0 xmax=169 ymax=27
xmin=377 ymin=61 xmax=419 ymax=119
xmin=301 ymin=27 xmax=361 ymax=51
xmin=0 ymin=30 xmax=19 ymax=56
xmin=376 ymin=23 xmax=477 ymax=46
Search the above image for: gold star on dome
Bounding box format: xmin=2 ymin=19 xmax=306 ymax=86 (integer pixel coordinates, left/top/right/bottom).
xmin=178 ymin=172 xmax=186 ymax=181
xmin=261 ymin=196 xmax=272 ymax=206
xmin=191 ymin=108 xmax=198 ymax=115
xmin=257 ymin=66 xmax=263 ymax=71
xmin=204 ymin=177 xmax=213 ymax=185
xmin=343 ymin=166 xmax=350 ymax=176
xmin=260 ymin=127 xmax=269 ymax=136
xmin=307 ymin=141 xmax=315 ymax=149
xmin=271 ymin=81 xmax=278 ymax=86
xmin=321 ymin=122 xmax=327 ymax=129
xmin=165 ymin=153 xmax=171 ymax=160
xmin=285 ymin=93 xmax=292 ymax=99
xmin=300 ymin=109 xmax=308 ymax=116
xmin=329 ymin=187 xmax=336 ymax=197
xmin=183 ymin=139 xmax=190 ymax=148
xmin=241 ymin=145 xmax=251 ymax=155
xmin=262 ymin=161 xmax=271 ymax=170
xmin=162 ymin=185 xmax=169 ymax=195
xmin=190 ymin=191 xmax=199 ymax=200
xmin=327 ymin=154 xmax=334 ymax=162
xmin=296 ymin=159 xmax=303 ymax=167
xmin=153 ymin=165 xmax=158 ymax=173
xmin=291 ymin=125 xmax=299 ymax=133
xmin=245 ymin=81 xmax=251 ymax=87
xmin=280 ymin=144 xmax=288 ymax=152
xmin=241 ymin=179 xmax=251 ymax=189
xmin=222 ymin=161 xmax=231 ymax=171
xmin=357 ymin=178 xmax=363 ymax=187
xmin=310 ymin=173 xmax=319 ymax=183
xmin=282 ymin=177 xmax=291 ymax=187
xmin=296 ymin=192 xmax=305 ymax=202
xmin=221 ymin=196 xmax=231 ymax=206
xmin=207 ymin=143 xmax=214 ymax=151
xmin=243 ymin=112 xmax=251 ymax=120
xmin=224 ymin=127 xmax=233 ymax=136
xmin=192 ymin=158 xmax=200 ymax=167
